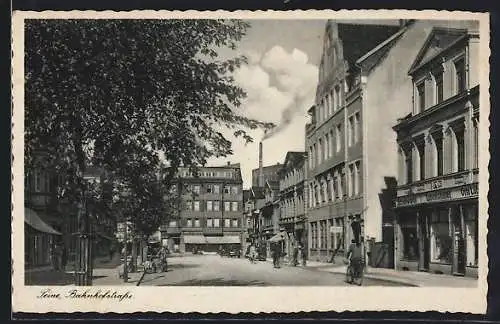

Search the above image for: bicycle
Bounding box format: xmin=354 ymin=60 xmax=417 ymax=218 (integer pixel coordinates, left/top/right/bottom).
xmin=345 ymin=259 xmax=364 ymax=286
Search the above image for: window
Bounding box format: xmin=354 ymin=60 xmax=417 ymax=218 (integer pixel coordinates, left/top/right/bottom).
xmin=224 ymin=186 xmax=230 ymax=194
xmin=340 ymin=171 xmax=346 ymax=197
xmin=231 ymin=202 xmax=238 ymax=212
xmin=192 ymin=185 xmax=200 ymax=195
xmin=455 ymin=128 xmax=466 ymax=172
xmin=194 ymin=219 xmax=200 ymax=227
xmin=224 ymin=219 xmax=230 ymax=228
xmin=168 ymin=220 xmax=177 ymax=227
xmin=318 ymin=139 xmax=323 ymax=165
xmin=417 ymin=143 xmax=425 ymax=181
xmin=185 ymin=201 xmax=192 ymax=211
xmin=335 ymin=86 xmax=341 ymax=109
xmin=431 ymin=210 xmax=452 ymax=263
xmin=213 ymin=201 xmax=220 ymax=211
xmin=231 ymin=219 xmax=238 ymax=227
xmin=435 ymin=72 xmax=444 ymax=104
xmin=231 ymin=186 xmax=238 ymax=195
xmin=329 ymin=130 xmax=334 ymax=156
xmin=435 ymin=135 xmax=444 ymax=176
xmin=312 ymin=144 xmax=316 ymax=166
xmin=206 ymin=201 xmax=213 ymax=211
xmin=455 ymin=58 xmax=466 ymax=93
xmin=355 ymin=161 xmax=361 ymax=195
xmin=193 ymin=201 xmax=200 ymax=211
xmin=336 ymin=124 xmax=341 ymax=152
xmin=405 ymin=148 xmax=413 ymax=184
xmin=465 ymin=205 xmax=478 ymax=266
xmin=348 ymin=116 xmax=354 ymax=147
xmin=311 ymin=223 xmax=317 ymax=249
xmin=207 ymin=218 xmax=213 ymax=227
xmin=417 ymin=82 xmax=426 ymax=113
xmin=349 ymin=164 xmax=355 ymax=197
xmin=308 ymin=147 xmax=313 ymax=169
xmin=213 ymin=185 xmax=220 ymax=194
xmin=214 ymin=218 xmax=220 ymax=227
xmin=224 ymin=201 xmax=231 ymax=212
xmin=330 ymin=89 xmax=335 ymax=112
xmin=325 ymin=94 xmax=331 ymax=117
xmin=473 ymin=119 xmax=479 ymax=169
xmin=186 ymin=219 xmax=193 ymax=227
xmin=354 ymin=112 xmax=360 ymax=143
xmin=325 ymin=133 xmax=330 ymax=159
xmin=206 ymin=185 xmax=212 ymax=193
xmin=34 ymin=169 xmax=41 ymax=192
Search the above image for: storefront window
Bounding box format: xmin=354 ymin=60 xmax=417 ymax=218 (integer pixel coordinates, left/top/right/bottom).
xmin=431 ymin=210 xmax=452 ymax=263
xmin=465 ymin=205 xmax=479 ymax=266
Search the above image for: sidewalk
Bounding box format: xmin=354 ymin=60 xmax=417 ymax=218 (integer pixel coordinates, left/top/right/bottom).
xmin=265 ymin=258 xmax=477 ymax=287
xmin=24 ymin=255 xmax=143 ymax=286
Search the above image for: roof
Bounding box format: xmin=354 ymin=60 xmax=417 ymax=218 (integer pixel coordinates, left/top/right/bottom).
xmin=407 ymin=27 xmax=469 ymax=75
xmin=355 ymin=25 xmax=410 ymax=73
xmin=334 ymin=23 xmax=402 ymax=71
xmin=279 ymin=151 xmax=306 ymax=175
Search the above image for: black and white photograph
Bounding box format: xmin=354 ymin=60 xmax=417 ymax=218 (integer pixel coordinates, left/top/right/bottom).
xmin=12 ymin=10 xmax=489 ymax=314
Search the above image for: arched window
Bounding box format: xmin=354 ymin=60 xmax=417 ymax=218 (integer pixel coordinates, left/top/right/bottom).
xmin=429 ymin=127 xmax=444 ymax=176
xmin=448 ymin=119 xmax=466 ymax=173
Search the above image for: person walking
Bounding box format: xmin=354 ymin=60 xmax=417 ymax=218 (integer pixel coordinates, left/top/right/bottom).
xmin=273 ymin=242 xmax=281 ymax=268
xmin=299 ymin=243 xmax=307 ymax=266
xmin=249 ymin=243 xmax=257 ymax=264
xmin=292 ymin=243 xmax=299 ymax=266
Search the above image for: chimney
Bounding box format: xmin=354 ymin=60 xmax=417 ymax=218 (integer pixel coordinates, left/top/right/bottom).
xmin=258 ymin=142 xmax=264 ymax=187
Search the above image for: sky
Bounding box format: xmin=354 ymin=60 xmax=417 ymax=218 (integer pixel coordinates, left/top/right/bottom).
xmin=206 ymin=19 xmax=401 ymax=188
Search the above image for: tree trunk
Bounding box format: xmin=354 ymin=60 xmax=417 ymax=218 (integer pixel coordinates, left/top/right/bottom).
xmin=131 ymin=236 xmax=138 ymax=273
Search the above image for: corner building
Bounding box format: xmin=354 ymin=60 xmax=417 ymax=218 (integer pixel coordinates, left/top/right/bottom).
xmin=161 ymin=164 xmax=244 ymax=254
xmin=393 ymin=24 xmax=480 ymax=278
xmin=305 ymin=21 xmax=401 ymax=262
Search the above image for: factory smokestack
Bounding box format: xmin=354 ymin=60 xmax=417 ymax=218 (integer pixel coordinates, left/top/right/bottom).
xmin=258 ymin=141 xmax=264 ymax=187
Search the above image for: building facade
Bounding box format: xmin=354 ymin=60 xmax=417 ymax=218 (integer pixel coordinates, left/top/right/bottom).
xmin=305 ymin=21 xmax=402 ymax=263
xmin=278 ymin=152 xmax=307 ymax=260
xmin=160 ymin=164 xmax=244 ymax=254
xmin=393 ymin=26 xmax=480 ymax=278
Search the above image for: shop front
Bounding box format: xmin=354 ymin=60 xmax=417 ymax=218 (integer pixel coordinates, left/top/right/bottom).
xmin=395 ymin=181 xmax=478 ymax=278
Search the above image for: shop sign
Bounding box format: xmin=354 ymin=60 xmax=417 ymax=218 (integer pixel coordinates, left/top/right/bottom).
xmin=396 ymin=182 xmax=478 ymax=207
xmin=330 ymin=226 xmax=343 ymax=234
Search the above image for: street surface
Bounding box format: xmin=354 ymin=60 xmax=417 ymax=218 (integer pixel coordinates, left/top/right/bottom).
xmin=139 ymin=254 xmax=409 ymax=286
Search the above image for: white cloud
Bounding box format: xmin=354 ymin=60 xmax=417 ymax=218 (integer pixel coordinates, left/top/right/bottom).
xmin=210 ymin=45 xmax=318 ymax=188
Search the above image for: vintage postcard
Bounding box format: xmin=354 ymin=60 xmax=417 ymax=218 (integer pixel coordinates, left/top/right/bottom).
xmin=12 ymin=10 xmax=490 ymax=314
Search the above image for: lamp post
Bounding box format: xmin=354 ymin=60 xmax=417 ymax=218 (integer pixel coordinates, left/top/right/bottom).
xmin=75 ymin=175 xmax=94 ymax=286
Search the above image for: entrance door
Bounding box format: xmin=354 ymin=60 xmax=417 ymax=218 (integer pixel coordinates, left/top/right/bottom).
xmin=418 ymin=213 xmax=430 ymax=271
xmin=453 ymin=231 xmax=466 ymax=275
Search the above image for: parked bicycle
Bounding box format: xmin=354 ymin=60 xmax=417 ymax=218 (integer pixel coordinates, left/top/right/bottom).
xmin=345 ymin=259 xmax=364 ymax=286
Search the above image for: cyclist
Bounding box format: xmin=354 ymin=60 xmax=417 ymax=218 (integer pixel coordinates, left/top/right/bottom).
xmin=346 ymin=239 xmax=363 ymax=279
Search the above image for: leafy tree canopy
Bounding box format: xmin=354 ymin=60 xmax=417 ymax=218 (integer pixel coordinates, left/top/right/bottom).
xmin=25 ymin=19 xmax=274 ymax=236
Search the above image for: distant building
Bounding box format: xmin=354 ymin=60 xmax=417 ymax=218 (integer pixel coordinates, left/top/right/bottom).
xmin=305 ymin=21 xmax=402 ymax=263
xmin=251 ymin=164 xmax=281 ymax=188
xmin=278 ymin=151 xmax=307 ymax=260
xmin=392 ymin=24 xmax=480 ymax=278
xmin=160 ymin=164 xmax=244 ymax=254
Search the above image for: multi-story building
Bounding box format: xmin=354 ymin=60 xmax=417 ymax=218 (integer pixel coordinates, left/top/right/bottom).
xmin=278 ymin=151 xmax=307 ymax=259
xmin=160 ymin=163 xmax=244 ymax=254
xmin=252 ymin=164 xmax=281 ymax=187
xmin=392 ymin=25 xmax=480 ymax=278
xmin=305 ymin=21 xmax=402 ymax=263
xmin=25 ymin=153 xmax=116 ymax=268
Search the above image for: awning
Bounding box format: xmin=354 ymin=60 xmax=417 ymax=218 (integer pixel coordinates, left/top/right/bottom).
xmin=24 ymin=208 xmax=61 ymax=235
xmin=206 ymin=236 xmax=241 ymax=244
xmin=183 ymin=235 xmax=207 ymax=244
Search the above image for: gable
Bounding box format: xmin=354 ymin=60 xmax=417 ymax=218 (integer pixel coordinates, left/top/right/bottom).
xmin=408 ymin=27 xmax=467 ymax=75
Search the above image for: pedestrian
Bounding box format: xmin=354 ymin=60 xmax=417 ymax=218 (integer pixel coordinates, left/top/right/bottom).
xmin=272 ymin=242 xmax=281 ymax=268
xmin=299 ymin=243 xmax=307 ymax=266
xmin=249 ymin=243 xmax=257 ymax=264
xmin=292 ymin=243 xmax=299 ymax=266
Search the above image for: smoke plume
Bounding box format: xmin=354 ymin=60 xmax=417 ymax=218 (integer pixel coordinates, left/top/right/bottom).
xmin=261 ymin=86 xmax=315 ymax=141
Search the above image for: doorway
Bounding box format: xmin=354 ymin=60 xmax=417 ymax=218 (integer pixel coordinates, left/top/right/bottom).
xmin=418 ymin=212 xmax=430 ymax=271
